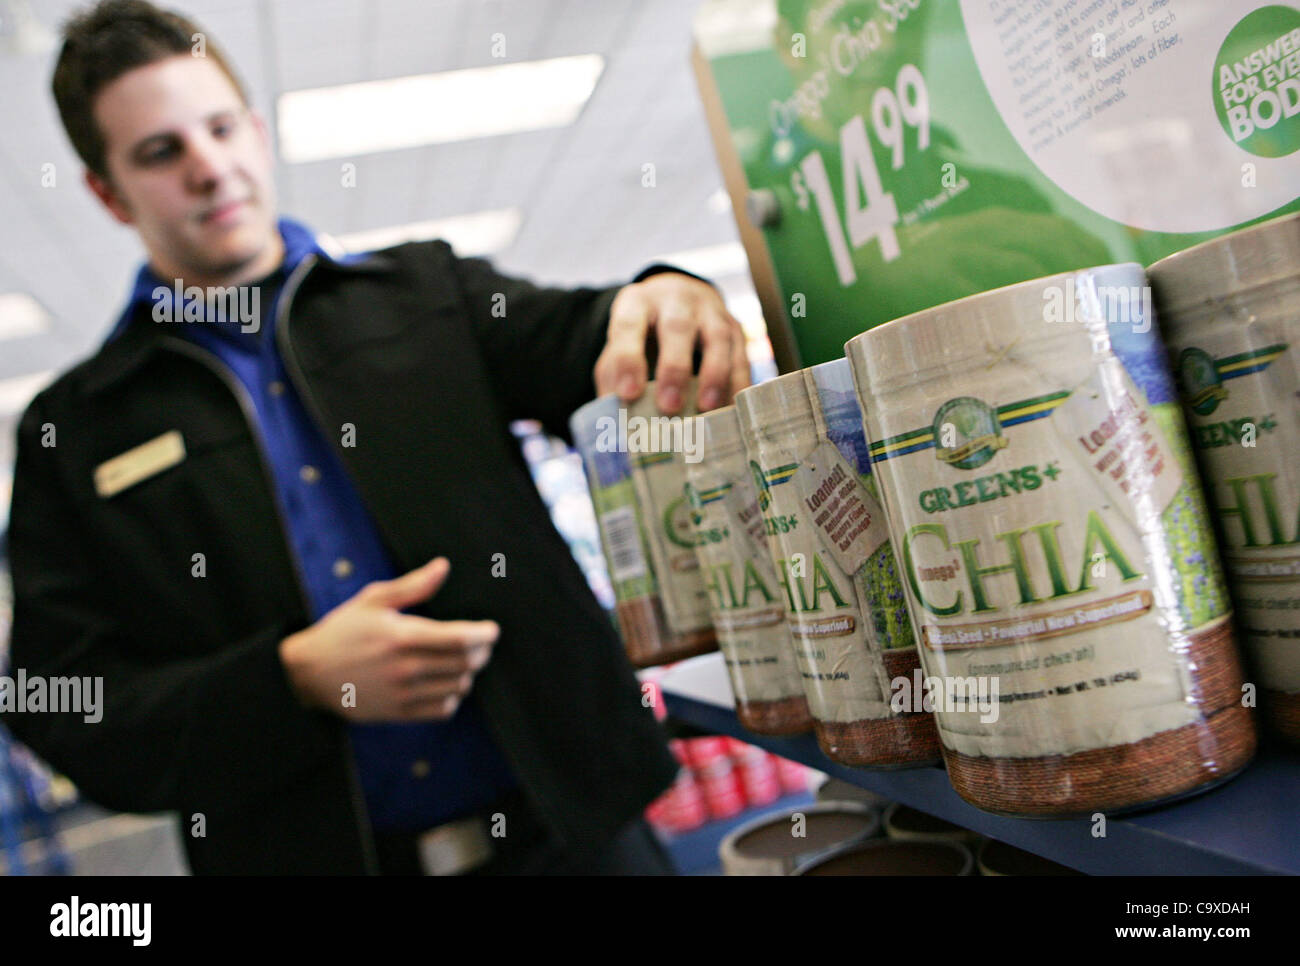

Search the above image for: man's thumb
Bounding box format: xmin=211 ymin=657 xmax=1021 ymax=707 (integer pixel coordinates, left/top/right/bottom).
xmin=369 ymin=557 xmax=450 ymax=610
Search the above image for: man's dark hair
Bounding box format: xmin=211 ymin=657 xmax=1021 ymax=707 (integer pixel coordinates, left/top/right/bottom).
xmin=52 ymin=0 xmax=248 ymax=178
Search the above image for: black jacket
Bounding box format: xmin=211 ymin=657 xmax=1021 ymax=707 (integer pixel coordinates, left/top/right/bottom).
xmin=2 ymin=240 xmax=679 ymax=874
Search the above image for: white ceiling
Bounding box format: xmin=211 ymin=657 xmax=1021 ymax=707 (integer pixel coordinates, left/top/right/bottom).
xmin=0 ymin=0 xmax=759 ymax=530
xmin=0 ymin=0 xmax=744 ymax=377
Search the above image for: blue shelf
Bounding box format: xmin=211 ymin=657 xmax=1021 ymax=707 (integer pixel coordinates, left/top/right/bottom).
xmin=658 ymin=654 xmax=1300 ymax=876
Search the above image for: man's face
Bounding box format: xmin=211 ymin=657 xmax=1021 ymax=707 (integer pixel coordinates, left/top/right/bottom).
xmin=89 ymin=54 xmax=280 ymax=284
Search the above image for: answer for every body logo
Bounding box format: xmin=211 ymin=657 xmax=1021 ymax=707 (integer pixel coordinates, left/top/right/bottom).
xmin=1214 ymin=4 xmax=1300 ymax=157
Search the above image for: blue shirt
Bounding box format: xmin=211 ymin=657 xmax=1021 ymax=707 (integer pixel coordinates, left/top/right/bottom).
xmin=106 ymin=218 xmax=518 ymax=831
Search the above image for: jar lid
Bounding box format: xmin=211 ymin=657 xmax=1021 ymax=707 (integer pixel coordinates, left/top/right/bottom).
xmin=735 ymin=370 xmax=814 ymax=444
xmin=845 ymin=263 xmax=1144 ymax=398
xmin=1148 ymin=211 xmax=1300 ymax=315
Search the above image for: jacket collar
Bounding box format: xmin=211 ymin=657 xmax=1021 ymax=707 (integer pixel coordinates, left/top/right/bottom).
xmin=84 ymin=217 xmax=391 ymax=396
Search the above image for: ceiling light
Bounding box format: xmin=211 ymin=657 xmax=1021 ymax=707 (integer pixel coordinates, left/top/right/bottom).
xmin=278 ymin=55 xmax=605 ymax=163
xmin=0 ymin=293 xmax=51 ymax=341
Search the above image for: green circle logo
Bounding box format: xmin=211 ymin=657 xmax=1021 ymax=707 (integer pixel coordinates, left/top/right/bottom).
xmin=933 ymin=397 xmax=1007 ymax=471
xmin=664 ymin=495 xmax=698 ymax=549
xmin=1213 ymin=5 xmax=1300 ymax=158
xmin=1177 ymin=347 xmax=1229 ymax=415
xmin=683 ymin=481 xmax=704 ymax=526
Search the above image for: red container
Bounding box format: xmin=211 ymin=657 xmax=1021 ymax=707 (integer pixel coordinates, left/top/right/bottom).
xmin=655 ymin=767 xmax=708 ymax=832
xmin=684 ymin=737 xmax=730 ymax=770
xmin=735 ymin=750 xmax=781 ymax=806
xmin=697 ymin=757 xmax=746 ymax=820
xmin=774 ymin=755 xmax=810 ymax=794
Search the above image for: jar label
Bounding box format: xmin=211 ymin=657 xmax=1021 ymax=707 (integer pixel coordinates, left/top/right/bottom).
xmin=794 ymin=440 xmax=891 ymax=575
xmin=627 ymin=395 xmax=714 ymax=636
xmin=1174 ymin=336 xmax=1300 ymax=692
xmin=871 ymin=365 xmax=1227 ymax=758
xmin=687 ymin=469 xmax=806 ymax=703
xmin=750 ymin=445 xmax=894 ymax=724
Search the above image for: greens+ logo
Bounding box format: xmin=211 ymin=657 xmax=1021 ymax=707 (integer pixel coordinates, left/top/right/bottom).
xmin=1177 ymin=347 xmax=1229 ymax=415
xmin=933 ymin=397 xmax=1007 ymax=470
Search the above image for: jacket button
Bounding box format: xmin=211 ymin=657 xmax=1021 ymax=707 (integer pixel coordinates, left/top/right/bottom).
xmin=299 ymin=465 xmax=320 ymax=484
xmin=411 ymin=760 xmax=431 ymax=779
xmin=332 ymin=558 xmax=353 ymax=579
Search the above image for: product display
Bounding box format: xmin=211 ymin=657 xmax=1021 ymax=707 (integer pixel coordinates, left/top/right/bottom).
xmin=718 ymin=801 xmax=880 ymax=876
xmin=684 ymin=406 xmax=813 ymax=735
xmin=737 ymin=372 xmax=938 ymax=767
xmin=1150 ymin=213 xmax=1300 ymax=746
xmin=847 ymin=264 xmax=1257 ymax=816
xmin=792 ymin=839 xmax=975 ymax=877
xmin=570 ymin=392 xmax=716 ymax=667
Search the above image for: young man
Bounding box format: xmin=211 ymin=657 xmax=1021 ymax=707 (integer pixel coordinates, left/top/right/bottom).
xmin=2 ymin=0 xmax=748 ymax=874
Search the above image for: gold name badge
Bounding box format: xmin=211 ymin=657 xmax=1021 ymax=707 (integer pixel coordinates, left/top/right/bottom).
xmin=94 ymin=430 xmax=186 ymax=498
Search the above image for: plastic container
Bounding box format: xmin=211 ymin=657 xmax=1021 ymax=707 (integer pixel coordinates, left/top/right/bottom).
xmin=719 ymin=802 xmax=880 ymax=875
xmin=736 ymin=372 xmax=939 ymax=767
xmin=733 ymin=747 xmax=782 ymax=806
xmin=684 ymin=406 xmax=813 ymax=735
xmin=570 ymin=391 xmax=716 ymax=667
xmin=1149 ymin=213 xmax=1300 ymax=747
xmin=793 ymin=839 xmax=974 ymax=876
xmin=846 ymin=263 xmax=1256 ymax=816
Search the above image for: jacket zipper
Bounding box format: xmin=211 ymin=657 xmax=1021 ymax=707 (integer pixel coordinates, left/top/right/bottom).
xmin=157 ymin=254 xmax=381 ymax=875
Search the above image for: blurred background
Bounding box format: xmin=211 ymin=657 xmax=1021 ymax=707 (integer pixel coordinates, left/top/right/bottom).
xmin=0 ymin=0 xmax=777 ymax=874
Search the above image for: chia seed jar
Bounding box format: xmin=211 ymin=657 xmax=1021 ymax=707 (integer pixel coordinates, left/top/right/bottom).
xmin=736 ymin=372 xmax=939 ymax=767
xmin=683 ymin=406 xmax=813 ymax=735
xmin=1150 ymin=213 xmax=1300 ymax=747
xmin=571 ymin=390 xmax=716 ymax=667
xmin=846 ymin=263 xmax=1256 ymax=816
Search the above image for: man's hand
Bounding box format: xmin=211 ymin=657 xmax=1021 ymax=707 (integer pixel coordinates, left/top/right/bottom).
xmin=594 ymin=271 xmax=750 ymax=415
xmin=278 ymin=558 xmax=498 ymax=722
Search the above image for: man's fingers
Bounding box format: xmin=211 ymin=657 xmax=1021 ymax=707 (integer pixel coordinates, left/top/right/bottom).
xmin=394 ymin=649 xmax=487 ymax=680
xmin=402 ymin=673 xmax=475 ymax=703
xmin=363 ymin=557 xmax=450 ymax=610
xmin=651 ymin=299 xmax=697 ymax=415
xmin=694 ymin=308 xmax=738 ymax=411
xmin=600 ymin=291 xmax=652 ymax=400
xmin=399 ymin=694 xmax=463 ymax=721
xmin=389 ymin=614 xmax=500 ymax=653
